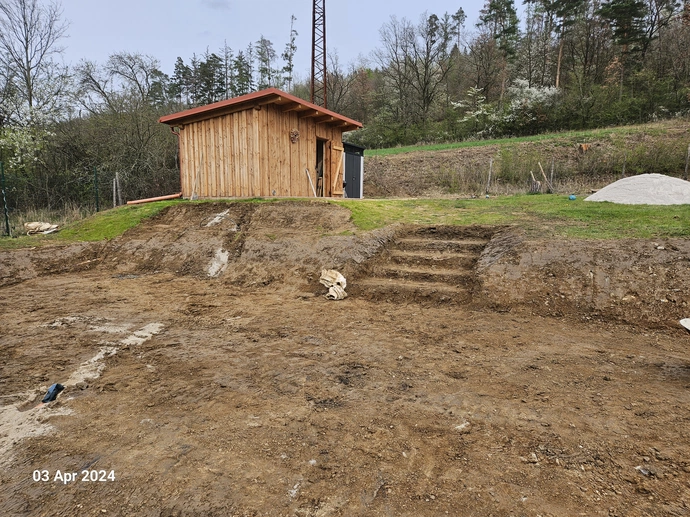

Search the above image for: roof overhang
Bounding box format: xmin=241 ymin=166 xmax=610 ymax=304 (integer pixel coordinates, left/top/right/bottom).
xmin=159 ymin=87 xmax=362 ymax=132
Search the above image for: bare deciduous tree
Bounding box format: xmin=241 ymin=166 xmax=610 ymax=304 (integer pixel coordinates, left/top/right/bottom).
xmin=0 ymin=0 xmax=69 ymax=118
xmin=373 ymin=15 xmax=416 ymax=122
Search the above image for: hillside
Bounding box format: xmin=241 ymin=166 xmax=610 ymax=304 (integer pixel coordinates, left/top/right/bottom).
xmin=362 ymin=120 xmax=690 ymax=198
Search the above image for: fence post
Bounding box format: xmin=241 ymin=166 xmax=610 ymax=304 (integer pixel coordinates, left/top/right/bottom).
xmin=93 ymin=167 xmax=100 ymax=212
xmin=486 ymin=159 xmax=493 ymax=195
xmin=1 ymin=162 xmax=10 ymax=236
xmin=116 ymin=171 xmax=122 ymax=206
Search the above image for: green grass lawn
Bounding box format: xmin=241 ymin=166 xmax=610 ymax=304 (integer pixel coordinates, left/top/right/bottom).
xmin=335 ymin=195 xmax=690 ymax=239
xmin=0 ymin=200 xmax=181 ymax=249
xmin=0 ymin=195 xmax=688 ymax=250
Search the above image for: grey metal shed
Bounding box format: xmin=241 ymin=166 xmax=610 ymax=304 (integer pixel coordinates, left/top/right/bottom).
xmin=344 ymin=142 xmax=365 ymax=199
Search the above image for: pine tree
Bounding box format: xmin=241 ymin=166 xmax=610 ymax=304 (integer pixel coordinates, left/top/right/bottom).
xmin=599 ymin=0 xmax=648 ymax=50
xmin=255 ymin=36 xmax=276 ymax=89
xmin=198 ymin=51 xmax=225 ymax=104
xmin=170 ymin=57 xmax=191 ymax=105
xmin=478 ymin=0 xmax=520 ymax=56
xmin=451 ymin=8 xmax=467 ymax=50
xmin=148 ymin=69 xmax=170 ymax=108
xmin=232 ymin=50 xmax=253 ymax=96
xmin=188 ymin=54 xmax=201 ymax=105
xmin=598 ymin=0 xmax=649 ymax=99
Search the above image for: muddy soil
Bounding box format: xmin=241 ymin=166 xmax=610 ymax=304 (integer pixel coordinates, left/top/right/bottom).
xmin=1 ymin=202 xmax=689 ymax=517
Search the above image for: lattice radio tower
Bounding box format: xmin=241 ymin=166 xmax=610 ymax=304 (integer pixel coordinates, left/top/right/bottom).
xmin=311 ymin=0 xmax=327 ymax=108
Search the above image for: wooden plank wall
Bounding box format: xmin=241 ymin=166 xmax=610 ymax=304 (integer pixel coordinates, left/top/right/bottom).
xmin=178 ymin=105 xmax=344 ymax=198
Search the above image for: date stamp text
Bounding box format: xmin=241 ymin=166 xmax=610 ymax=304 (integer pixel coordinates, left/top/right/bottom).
xmin=33 ymin=469 xmax=116 ymax=484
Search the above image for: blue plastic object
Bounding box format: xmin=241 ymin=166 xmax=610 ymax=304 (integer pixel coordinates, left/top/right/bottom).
xmin=42 ymin=383 xmax=64 ymax=403
xmin=569 ymin=194 xmax=577 ymax=200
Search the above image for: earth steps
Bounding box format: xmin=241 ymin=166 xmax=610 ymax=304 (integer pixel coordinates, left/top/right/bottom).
xmin=354 ymin=226 xmax=492 ymax=304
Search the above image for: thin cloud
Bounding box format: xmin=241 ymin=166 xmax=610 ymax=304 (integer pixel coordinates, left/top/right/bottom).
xmin=201 ymin=0 xmax=231 ymax=10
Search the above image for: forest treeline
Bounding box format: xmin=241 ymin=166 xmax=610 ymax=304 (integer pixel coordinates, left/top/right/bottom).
xmin=1 ymin=0 xmax=690 ymax=213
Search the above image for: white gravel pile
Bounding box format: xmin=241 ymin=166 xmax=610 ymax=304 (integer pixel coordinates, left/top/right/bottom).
xmin=585 ymin=173 xmax=690 ymax=205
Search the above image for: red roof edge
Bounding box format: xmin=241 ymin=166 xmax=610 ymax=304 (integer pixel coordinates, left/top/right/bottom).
xmin=158 ymin=87 xmax=362 ymax=129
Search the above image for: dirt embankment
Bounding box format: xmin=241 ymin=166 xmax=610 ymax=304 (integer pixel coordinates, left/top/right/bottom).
xmin=96 ymin=202 xmax=395 ymax=289
xmin=0 ymin=202 xmax=393 ymax=289
xmin=1 ymin=201 xmax=688 ymax=328
xmin=477 ymin=230 xmax=690 ymax=327
xmin=0 ymin=243 xmax=101 ymax=288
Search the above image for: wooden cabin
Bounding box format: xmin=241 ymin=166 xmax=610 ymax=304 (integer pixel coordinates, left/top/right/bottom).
xmin=159 ymin=88 xmax=362 ymax=199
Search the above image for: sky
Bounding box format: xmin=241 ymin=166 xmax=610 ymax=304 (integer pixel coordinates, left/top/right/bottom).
xmin=58 ymin=0 xmax=486 ymax=81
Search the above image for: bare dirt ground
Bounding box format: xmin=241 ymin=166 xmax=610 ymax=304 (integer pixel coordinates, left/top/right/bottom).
xmin=1 ymin=201 xmax=690 ymax=517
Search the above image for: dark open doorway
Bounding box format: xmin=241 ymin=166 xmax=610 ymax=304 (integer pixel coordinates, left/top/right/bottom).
xmin=316 ymin=138 xmax=327 ymax=196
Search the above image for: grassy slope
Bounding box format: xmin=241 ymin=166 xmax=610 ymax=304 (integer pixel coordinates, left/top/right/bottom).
xmin=0 ymin=200 xmax=180 ymax=250
xmin=364 ymin=121 xmax=685 ymax=157
xmin=1 ymin=196 xmax=687 ymax=251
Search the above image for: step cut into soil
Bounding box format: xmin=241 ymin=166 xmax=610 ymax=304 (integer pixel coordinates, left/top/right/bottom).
xmin=350 ymin=225 xmax=496 ymax=305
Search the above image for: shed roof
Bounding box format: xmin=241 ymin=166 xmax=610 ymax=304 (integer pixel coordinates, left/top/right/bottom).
xmin=159 ymin=87 xmax=362 ymax=132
